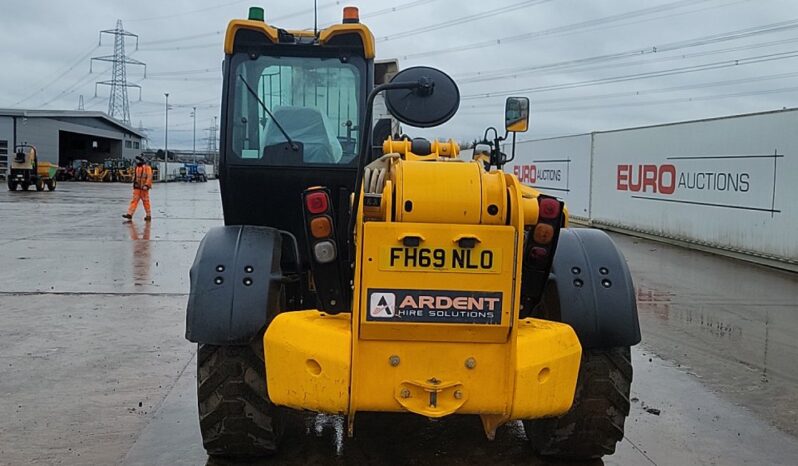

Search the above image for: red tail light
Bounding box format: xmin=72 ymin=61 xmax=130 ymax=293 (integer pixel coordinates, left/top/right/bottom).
xmin=305 ymin=191 xmax=329 ymax=214
xmin=529 ymin=247 xmax=548 ymax=260
xmin=539 ymin=198 xmax=560 ymax=220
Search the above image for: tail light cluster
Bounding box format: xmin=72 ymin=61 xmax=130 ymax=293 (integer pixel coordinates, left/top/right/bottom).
xmin=519 ymin=194 xmax=565 ymax=316
xmin=302 ymin=187 xmax=348 ymax=313
xmin=304 ymin=190 xmax=336 ymax=264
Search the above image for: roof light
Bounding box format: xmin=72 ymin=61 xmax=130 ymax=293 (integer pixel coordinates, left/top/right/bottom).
xmin=310 ymin=216 xmax=333 ymax=239
xmin=305 ymin=191 xmax=329 ymax=214
xmin=343 ymin=6 xmax=360 ymax=23
xmin=248 ymin=6 xmax=265 ymax=21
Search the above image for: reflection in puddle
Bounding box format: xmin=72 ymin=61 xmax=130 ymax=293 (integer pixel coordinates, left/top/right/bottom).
xmin=637 ymin=286 xmax=742 ymax=340
xmin=127 ymin=221 xmax=152 ymax=286
xmin=636 ymin=286 xmax=672 ymax=321
xmin=309 ymin=413 xmax=344 ymax=456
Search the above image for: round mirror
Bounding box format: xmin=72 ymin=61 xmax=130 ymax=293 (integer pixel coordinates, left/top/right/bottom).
xmin=384 ymin=66 xmax=460 ymax=128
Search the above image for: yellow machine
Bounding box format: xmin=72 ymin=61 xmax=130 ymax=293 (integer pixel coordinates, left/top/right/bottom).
xmin=111 ymin=159 xmax=134 ymax=183
xmin=186 ymin=6 xmax=640 ymax=460
xmin=86 ymin=163 xmax=110 ymax=182
xmin=267 ymin=138 xmax=581 ymax=433
xmin=7 ymin=144 xmax=57 ymax=191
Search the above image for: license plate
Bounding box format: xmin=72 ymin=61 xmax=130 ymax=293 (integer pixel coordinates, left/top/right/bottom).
xmin=379 ymin=246 xmax=501 ymax=274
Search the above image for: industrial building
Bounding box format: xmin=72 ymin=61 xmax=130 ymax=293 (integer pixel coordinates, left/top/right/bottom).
xmin=0 ymin=109 xmax=146 ymax=175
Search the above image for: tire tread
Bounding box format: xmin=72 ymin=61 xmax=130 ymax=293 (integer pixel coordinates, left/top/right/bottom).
xmin=524 ymin=347 xmax=632 ymax=459
xmin=197 ymin=337 xmax=283 ymax=457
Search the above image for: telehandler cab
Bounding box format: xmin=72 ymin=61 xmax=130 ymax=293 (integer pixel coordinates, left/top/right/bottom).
xmin=186 ymin=5 xmax=640 ymax=460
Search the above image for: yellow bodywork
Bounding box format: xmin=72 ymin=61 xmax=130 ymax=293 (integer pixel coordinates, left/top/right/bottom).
xmin=267 ymin=313 xmax=579 ymax=421
xmin=87 ymin=164 xmax=110 ymax=182
xmin=265 ymin=139 xmax=582 ymax=436
xmin=36 ymin=162 xmax=58 ymax=179
xmin=224 ymin=19 xmax=375 ymax=58
xmin=116 ymin=167 xmax=134 ymax=183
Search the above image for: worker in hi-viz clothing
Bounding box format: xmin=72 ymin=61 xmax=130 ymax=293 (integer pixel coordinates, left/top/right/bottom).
xmin=123 ymin=155 xmax=153 ymax=221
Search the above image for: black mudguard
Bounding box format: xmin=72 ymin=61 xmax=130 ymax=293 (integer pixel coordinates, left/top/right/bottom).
xmin=541 ymin=228 xmax=641 ymax=349
xmin=186 ymin=225 xmax=283 ymax=345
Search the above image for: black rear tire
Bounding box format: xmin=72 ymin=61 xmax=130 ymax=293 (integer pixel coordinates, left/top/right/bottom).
xmin=197 ymin=334 xmax=284 ymax=457
xmin=46 ymin=179 xmax=56 ymax=191
xmin=524 ymin=347 xmax=632 ymax=459
xmin=7 ymin=180 xmax=16 ymax=191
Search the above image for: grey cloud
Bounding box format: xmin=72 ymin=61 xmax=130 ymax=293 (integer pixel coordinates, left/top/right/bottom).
xmin=3 ymin=0 xmax=798 ymax=148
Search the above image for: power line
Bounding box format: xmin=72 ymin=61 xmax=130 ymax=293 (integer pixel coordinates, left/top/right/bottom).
xmin=400 ymin=0 xmax=732 ymax=60
xmin=136 ymin=11 xmax=798 ymax=108
xmin=139 ymin=1 xmax=343 ymax=47
xmin=138 ymin=0 xmax=440 ymax=50
xmin=461 ymin=48 xmax=798 ymax=100
xmin=520 ymin=84 xmax=798 ymax=113
xmin=459 ymin=35 xmax=798 ymax=85
xmin=9 ymin=44 xmax=99 ymax=107
xmin=147 ymin=68 xmax=218 ymax=77
xmin=455 ymin=18 xmax=798 ymax=84
xmin=39 ymin=65 xmax=113 ymax=108
xmin=376 ymin=0 xmax=555 ymax=42
xmin=459 ymin=70 xmax=798 ymax=111
xmin=127 ymin=0 xmax=251 ymax=23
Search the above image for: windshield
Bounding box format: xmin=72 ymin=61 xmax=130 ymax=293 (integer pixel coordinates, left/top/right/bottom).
xmin=229 ymin=54 xmax=363 ymax=166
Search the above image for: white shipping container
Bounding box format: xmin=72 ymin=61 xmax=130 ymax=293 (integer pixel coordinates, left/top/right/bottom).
xmin=506 ymin=134 xmax=592 ymax=220
xmin=152 ymin=161 xmax=183 ymax=181
xmin=590 ymin=109 xmax=798 ymax=264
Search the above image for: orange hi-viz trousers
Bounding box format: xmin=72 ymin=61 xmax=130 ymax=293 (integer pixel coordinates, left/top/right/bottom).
xmin=128 ymin=188 xmax=151 ymax=216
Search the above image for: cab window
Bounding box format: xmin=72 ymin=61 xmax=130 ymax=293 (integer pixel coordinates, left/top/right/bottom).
xmin=231 ymin=55 xmax=362 ymax=165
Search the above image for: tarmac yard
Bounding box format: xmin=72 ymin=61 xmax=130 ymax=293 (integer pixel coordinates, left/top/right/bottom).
xmin=1 ymin=181 xmax=798 ymax=465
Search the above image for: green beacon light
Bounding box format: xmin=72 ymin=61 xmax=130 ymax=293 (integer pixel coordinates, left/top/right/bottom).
xmin=248 ymin=6 xmax=265 ymax=21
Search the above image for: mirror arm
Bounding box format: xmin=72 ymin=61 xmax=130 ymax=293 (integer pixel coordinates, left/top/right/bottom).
xmin=348 ymin=80 xmax=422 ymax=261
xmin=505 ymin=131 xmax=517 ymax=165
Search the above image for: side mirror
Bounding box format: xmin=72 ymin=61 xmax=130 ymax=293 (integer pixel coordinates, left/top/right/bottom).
xmin=384 ymin=66 xmax=460 ymax=128
xmin=505 ymin=96 xmax=529 ymax=133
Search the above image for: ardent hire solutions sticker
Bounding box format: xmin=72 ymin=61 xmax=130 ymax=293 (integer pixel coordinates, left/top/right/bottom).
xmin=367 ymin=289 xmax=502 ymax=324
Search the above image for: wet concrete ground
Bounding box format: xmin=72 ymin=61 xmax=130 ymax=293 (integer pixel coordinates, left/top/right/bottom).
xmin=1 ymin=181 xmax=797 ymax=465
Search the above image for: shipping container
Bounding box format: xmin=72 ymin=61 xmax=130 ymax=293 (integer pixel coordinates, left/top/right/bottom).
xmin=507 ymin=134 xmax=593 ymax=221
xmin=479 ymin=108 xmax=798 ymax=270
xmin=590 ymin=108 xmax=797 ymax=268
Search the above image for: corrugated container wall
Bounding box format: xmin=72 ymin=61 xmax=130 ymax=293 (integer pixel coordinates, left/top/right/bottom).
xmin=506 ymin=134 xmax=592 ymax=221
xmin=389 ymin=109 xmax=798 ymax=267
xmin=590 ymin=110 xmax=797 ymax=264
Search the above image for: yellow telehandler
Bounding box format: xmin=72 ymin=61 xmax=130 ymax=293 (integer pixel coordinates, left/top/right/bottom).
xmin=186 ymin=6 xmax=640 ymax=460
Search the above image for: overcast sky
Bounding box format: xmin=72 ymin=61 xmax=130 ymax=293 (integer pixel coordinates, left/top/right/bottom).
xmin=3 ymin=0 xmax=798 ymax=149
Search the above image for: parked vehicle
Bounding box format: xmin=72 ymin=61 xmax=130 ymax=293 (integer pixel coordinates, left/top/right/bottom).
xmin=59 ymin=159 xmax=90 ymax=181
xmin=180 ymin=163 xmax=207 ymax=182
xmin=8 ymin=144 xmax=57 ymax=191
